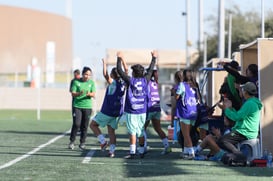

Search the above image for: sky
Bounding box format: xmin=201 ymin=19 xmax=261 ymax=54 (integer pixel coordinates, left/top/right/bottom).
xmin=0 ymin=0 xmax=272 ymax=72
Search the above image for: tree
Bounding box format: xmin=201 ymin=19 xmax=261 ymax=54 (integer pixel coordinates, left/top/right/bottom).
xmin=193 ymin=5 xmax=273 ymax=69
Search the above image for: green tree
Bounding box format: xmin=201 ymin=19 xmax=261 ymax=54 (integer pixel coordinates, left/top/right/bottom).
xmin=193 ymin=5 xmax=273 ymax=69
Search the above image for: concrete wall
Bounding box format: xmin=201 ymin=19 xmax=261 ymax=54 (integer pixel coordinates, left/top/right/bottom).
xmin=240 ymin=39 xmax=273 ymax=152
xmin=0 ymin=88 xmax=105 ymax=112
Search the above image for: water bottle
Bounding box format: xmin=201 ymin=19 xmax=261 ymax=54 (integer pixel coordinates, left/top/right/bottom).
xmin=267 ymin=152 xmax=272 ymax=168
xmin=173 ymin=119 xmax=178 ymax=142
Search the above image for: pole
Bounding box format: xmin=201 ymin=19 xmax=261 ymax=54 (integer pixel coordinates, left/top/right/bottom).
xmin=65 ymin=0 xmax=72 ymax=19
xmin=228 ymin=13 xmax=232 ymax=59
xmin=261 ymin=0 xmax=265 ymax=38
xmin=199 ymin=0 xmax=204 ymax=51
xmin=186 ymin=0 xmax=190 ymax=67
xmin=203 ymin=33 xmax=207 ymax=67
xmin=218 ymin=0 xmax=225 ymax=59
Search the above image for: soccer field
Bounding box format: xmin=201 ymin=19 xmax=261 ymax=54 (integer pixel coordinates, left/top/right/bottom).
xmin=0 ymin=110 xmax=272 ymax=181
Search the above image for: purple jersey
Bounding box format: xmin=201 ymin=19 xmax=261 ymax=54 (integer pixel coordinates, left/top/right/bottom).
xmin=176 ymin=82 xmax=198 ymax=120
xmin=124 ymin=77 xmax=148 ymax=114
xmin=147 ymin=80 xmax=161 ymax=112
xmin=101 ymin=79 xmax=125 ymax=117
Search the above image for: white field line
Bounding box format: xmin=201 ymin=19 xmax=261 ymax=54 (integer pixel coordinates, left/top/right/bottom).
xmin=0 ymin=130 xmax=70 ymax=170
xmin=82 ymin=150 xmax=96 ymax=164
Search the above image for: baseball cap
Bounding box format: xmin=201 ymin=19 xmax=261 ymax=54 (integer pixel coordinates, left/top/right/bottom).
xmin=227 ymin=60 xmax=240 ymax=70
xmin=240 ymin=82 xmax=257 ymax=95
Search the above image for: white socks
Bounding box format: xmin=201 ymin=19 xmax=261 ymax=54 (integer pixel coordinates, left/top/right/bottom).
xmin=183 ymin=147 xmax=195 ymax=155
xmin=130 ymin=144 xmax=136 ymax=154
xmin=97 ymin=134 xmax=105 ymax=144
xmin=162 ymin=138 xmax=169 ymax=148
xmin=109 ymin=144 xmax=116 ymax=154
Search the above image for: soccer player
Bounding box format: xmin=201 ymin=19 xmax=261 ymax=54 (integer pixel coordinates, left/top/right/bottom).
xmin=90 ymin=58 xmax=127 ymax=158
xmin=116 ymin=51 xmax=156 ymax=159
xmin=144 ymin=66 xmax=171 ymax=155
xmin=175 ymin=70 xmax=199 ymax=159
xmin=68 ymin=66 xmax=96 ymax=150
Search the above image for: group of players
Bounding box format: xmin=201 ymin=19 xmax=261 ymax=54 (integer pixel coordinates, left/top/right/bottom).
xmin=67 ymin=51 xmax=262 ymax=162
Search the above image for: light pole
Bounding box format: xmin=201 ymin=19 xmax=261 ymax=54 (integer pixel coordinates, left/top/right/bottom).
xmin=261 ymin=0 xmax=265 ymax=38
xmin=228 ymin=13 xmax=232 ymax=59
xmin=218 ymin=0 xmax=225 ymax=59
xmin=182 ymin=0 xmax=190 ymax=68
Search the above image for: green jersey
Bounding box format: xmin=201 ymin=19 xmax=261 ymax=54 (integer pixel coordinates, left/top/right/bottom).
xmin=225 ymin=97 xmax=263 ymax=139
xmin=71 ymin=78 xmax=96 ymax=109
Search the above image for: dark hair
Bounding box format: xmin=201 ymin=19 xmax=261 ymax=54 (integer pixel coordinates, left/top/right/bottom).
xmin=73 ymin=69 xmax=80 ymax=74
xmin=247 ymin=64 xmax=258 ymax=77
xmin=111 ymin=67 xmax=120 ymax=79
xmin=183 ymin=69 xmax=193 ymax=82
xmin=131 ymin=64 xmax=144 ymax=78
xmin=82 ymin=66 xmax=92 ymax=75
xmin=174 ymin=70 xmax=183 ymax=83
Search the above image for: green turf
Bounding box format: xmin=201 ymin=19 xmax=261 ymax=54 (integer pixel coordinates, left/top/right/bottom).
xmin=0 ymin=110 xmax=272 ymax=181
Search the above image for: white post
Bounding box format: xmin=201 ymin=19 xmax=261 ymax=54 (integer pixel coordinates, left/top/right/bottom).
xmin=186 ymin=0 xmax=190 ymax=67
xmin=228 ymin=13 xmax=232 ymax=59
xmin=37 ymin=85 xmax=41 ymax=121
xmin=65 ymin=0 xmax=72 ymax=19
xmin=261 ymin=0 xmax=265 ymax=38
xmin=36 ymin=66 xmax=41 ymax=121
xmin=199 ymin=0 xmax=204 ymax=51
xmin=218 ymin=0 xmax=225 ymax=59
xmin=203 ymin=33 xmax=207 ymax=68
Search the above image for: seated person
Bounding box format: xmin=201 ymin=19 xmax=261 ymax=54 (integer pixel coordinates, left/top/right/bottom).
xmin=217 ymin=82 xmax=262 ymax=154
xmin=194 ymin=115 xmax=234 ymax=161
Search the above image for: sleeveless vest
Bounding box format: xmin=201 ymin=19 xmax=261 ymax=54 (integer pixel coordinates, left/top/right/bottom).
xmin=124 ymin=77 xmax=148 ymax=114
xmin=147 ymin=80 xmax=161 ymax=112
xmin=176 ymin=82 xmax=198 ymax=120
xmin=101 ymin=79 xmax=125 ymax=117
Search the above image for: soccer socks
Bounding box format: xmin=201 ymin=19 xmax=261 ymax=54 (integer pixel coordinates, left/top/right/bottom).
xmin=183 ymin=147 xmax=195 ymax=155
xmin=97 ymin=134 xmax=105 ymax=144
xmin=130 ymin=144 xmax=136 ymax=154
xmin=162 ymin=137 xmax=169 ymax=148
xmin=143 ymin=130 xmax=148 ymax=148
xmin=188 ymin=147 xmax=195 ymax=155
xmin=109 ymin=144 xmax=116 ymax=154
xmin=194 ymin=145 xmax=203 ymax=154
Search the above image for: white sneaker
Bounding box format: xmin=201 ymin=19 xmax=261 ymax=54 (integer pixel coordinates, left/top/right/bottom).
xmin=68 ymin=142 xmax=75 ymax=150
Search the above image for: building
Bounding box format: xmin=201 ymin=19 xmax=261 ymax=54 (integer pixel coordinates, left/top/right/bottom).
xmin=0 ymin=5 xmax=72 ymax=74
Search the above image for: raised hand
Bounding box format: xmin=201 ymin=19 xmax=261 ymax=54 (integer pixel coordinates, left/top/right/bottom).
xmin=151 ymin=50 xmax=158 ymax=58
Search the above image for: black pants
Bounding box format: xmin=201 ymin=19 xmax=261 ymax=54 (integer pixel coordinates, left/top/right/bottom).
xmin=70 ymin=107 xmax=92 ymax=144
xmin=217 ymin=130 xmax=247 ymax=154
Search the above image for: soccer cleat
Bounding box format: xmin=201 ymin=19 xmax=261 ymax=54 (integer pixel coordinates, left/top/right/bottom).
xmin=68 ymin=142 xmax=75 ymax=150
xmin=108 ymin=152 xmax=115 ymax=158
xmin=161 ymin=146 xmax=172 ymax=155
xmin=79 ymin=143 xmax=86 ymax=150
xmin=180 ymin=153 xmax=195 ymax=160
xmin=100 ymin=141 xmax=108 ymax=151
xmin=124 ymin=154 xmax=136 ymax=159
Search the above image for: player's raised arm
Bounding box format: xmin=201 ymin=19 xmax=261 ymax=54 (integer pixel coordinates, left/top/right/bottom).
xmin=102 ymin=58 xmax=112 ymax=84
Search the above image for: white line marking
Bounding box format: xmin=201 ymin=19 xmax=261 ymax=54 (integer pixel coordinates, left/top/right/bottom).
xmin=82 ymin=150 xmax=96 ymax=164
xmin=0 ymin=130 xmax=70 ymax=170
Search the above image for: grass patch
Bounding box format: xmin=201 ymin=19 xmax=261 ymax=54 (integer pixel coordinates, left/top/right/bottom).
xmin=0 ymin=110 xmax=272 ymax=180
